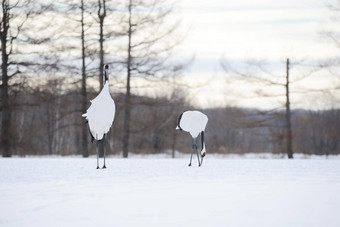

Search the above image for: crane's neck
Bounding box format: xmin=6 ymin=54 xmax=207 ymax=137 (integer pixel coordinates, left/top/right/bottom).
xmin=104 ymin=69 xmax=109 ymax=83
xmin=201 ymin=131 xmax=206 ymax=156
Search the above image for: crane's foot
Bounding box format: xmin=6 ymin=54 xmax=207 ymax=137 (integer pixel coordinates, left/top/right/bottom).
xmin=96 ymin=166 xmax=100 ymax=169
xmin=102 ymin=165 xmax=106 ymax=169
xmin=188 ymin=163 xmax=192 ymax=167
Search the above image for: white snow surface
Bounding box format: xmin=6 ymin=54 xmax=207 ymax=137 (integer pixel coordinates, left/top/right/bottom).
xmin=82 ymin=81 xmax=115 ymax=140
xmin=177 ymin=111 xmax=208 ymax=138
xmin=1 ymin=157 xmax=339 ymax=227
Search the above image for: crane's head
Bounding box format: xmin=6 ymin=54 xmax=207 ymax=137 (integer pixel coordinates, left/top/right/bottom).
xmin=199 ymin=146 xmax=206 ymax=167
xmin=104 ymin=64 xmax=109 ymax=82
xmin=201 ymin=146 xmax=206 ymax=158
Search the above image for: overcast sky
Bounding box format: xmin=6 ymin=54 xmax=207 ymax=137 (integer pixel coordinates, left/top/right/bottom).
xmin=173 ymin=0 xmax=338 ymax=109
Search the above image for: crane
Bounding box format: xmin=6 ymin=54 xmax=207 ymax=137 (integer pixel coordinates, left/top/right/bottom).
xmin=176 ymin=110 xmax=208 ymax=167
xmin=82 ymin=64 xmax=115 ymax=169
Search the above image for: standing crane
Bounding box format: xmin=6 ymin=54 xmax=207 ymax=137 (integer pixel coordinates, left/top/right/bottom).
xmin=176 ymin=110 xmax=208 ymax=167
xmin=82 ymin=64 xmax=115 ymax=169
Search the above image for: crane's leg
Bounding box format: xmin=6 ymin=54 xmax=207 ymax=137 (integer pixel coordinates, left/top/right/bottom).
xmin=96 ymin=135 xmax=100 ymax=169
xmin=103 ymin=134 xmax=107 ymax=169
xmin=189 ymin=138 xmax=196 ymax=167
xmin=188 ymin=147 xmax=194 ymax=167
xmin=196 ymin=145 xmax=201 ymax=167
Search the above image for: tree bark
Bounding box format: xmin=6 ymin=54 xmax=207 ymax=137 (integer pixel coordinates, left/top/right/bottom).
xmin=81 ymin=0 xmax=89 ymax=157
xmin=122 ymin=0 xmax=132 ymax=158
xmin=98 ymin=0 xmax=105 ymax=90
xmin=1 ymin=0 xmax=11 ymax=157
xmin=97 ymin=0 xmax=106 ymax=157
xmin=172 ymin=118 xmax=177 ymax=158
xmin=285 ymin=58 xmax=293 ymax=159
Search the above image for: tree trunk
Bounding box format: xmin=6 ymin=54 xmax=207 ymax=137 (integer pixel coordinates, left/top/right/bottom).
xmin=98 ymin=0 xmax=106 ymax=157
xmin=172 ymin=118 xmax=177 ymax=158
xmin=99 ymin=19 xmax=104 ymax=90
xmin=81 ymin=0 xmax=89 ymax=157
xmin=98 ymin=0 xmax=106 ymax=90
xmin=285 ymin=58 xmax=293 ymax=159
xmin=122 ymin=0 xmax=132 ymax=158
xmin=1 ymin=1 xmax=11 ymax=157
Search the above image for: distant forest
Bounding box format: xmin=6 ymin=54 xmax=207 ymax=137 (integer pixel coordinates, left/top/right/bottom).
xmin=4 ymin=86 xmax=340 ymax=157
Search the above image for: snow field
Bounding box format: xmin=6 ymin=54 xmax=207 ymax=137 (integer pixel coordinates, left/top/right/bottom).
xmin=1 ymin=158 xmax=339 ymax=227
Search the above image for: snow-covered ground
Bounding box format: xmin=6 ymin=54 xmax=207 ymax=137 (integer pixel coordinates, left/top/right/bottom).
xmin=1 ymin=157 xmax=339 ymax=227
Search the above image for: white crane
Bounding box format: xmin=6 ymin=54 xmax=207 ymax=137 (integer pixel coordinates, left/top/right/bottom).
xmin=176 ymin=110 xmax=208 ymax=167
xmin=82 ymin=64 xmax=115 ymax=169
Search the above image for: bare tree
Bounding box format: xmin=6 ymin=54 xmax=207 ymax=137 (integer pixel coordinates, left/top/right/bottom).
xmin=285 ymin=59 xmax=293 ymax=158
xmin=80 ymin=0 xmax=89 ymax=157
xmin=221 ymin=58 xmax=319 ymax=158
xmin=117 ymin=0 xmax=183 ymax=158
xmin=1 ymin=0 xmax=33 ymax=157
xmin=319 ymin=1 xmax=340 ymax=104
xmin=42 ymin=0 xmax=93 ymax=157
xmin=0 ymin=0 xmax=12 ymax=157
xmin=97 ymin=0 xmax=106 ymax=90
xmin=122 ymin=0 xmax=133 ymax=158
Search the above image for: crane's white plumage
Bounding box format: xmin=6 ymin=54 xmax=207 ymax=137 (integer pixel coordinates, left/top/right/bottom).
xmin=176 ymin=111 xmax=208 ymax=138
xmin=82 ymin=81 xmax=115 ymax=140
xmin=176 ymin=110 xmax=208 ymax=166
xmin=82 ymin=64 xmax=115 ymax=169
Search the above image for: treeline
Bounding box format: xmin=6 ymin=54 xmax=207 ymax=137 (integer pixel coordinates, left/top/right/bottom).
xmin=5 ymin=83 xmax=340 ymax=156
xmin=7 ymin=81 xmax=190 ymax=156
xmin=1 ymin=0 xmax=340 ymax=158
xmin=205 ymin=108 xmax=340 ymax=156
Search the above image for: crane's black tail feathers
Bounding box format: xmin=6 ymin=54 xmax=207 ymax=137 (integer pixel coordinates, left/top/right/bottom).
xmin=90 ymin=133 xmax=94 ymax=143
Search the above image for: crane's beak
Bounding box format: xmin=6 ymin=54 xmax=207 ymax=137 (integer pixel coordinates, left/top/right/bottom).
xmin=176 ymin=126 xmax=179 ymax=130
